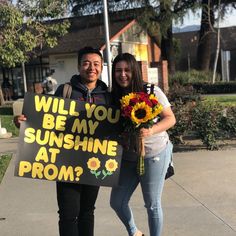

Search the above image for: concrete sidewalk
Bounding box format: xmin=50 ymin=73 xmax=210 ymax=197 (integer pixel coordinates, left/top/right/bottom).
xmin=0 ymin=137 xmax=236 ymax=236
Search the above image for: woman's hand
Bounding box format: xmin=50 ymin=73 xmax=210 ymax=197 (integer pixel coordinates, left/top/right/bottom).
xmin=139 ymin=107 xmax=176 ymax=138
xmin=139 ymin=127 xmax=154 ymax=138
xmin=14 ymin=114 xmax=27 ymax=128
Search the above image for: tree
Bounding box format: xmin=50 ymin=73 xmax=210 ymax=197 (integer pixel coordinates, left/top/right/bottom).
xmin=197 ymin=0 xmax=215 ymax=71
xmin=70 ymin=0 xmax=236 ymax=74
xmin=0 ymin=1 xmax=70 ymax=68
xmin=197 ymin=0 xmax=236 ymax=71
xmin=153 ymin=0 xmax=198 ymax=75
xmin=71 ymin=0 xmax=141 ymax=16
xmin=70 ymin=0 xmax=198 ymax=74
xmin=131 ymin=1 xmax=198 ymax=75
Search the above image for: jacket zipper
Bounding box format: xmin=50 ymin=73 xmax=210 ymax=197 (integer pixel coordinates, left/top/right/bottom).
xmin=87 ymin=90 xmax=93 ymax=103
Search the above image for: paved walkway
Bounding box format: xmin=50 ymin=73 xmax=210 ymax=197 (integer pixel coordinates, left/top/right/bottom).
xmin=0 ymin=137 xmax=236 ymax=236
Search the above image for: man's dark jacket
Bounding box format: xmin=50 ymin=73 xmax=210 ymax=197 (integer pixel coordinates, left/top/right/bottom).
xmin=54 ymin=75 xmax=111 ymax=105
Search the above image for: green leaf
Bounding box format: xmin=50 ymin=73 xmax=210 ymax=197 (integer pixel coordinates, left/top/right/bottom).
xmin=102 ymin=169 xmax=107 ymax=176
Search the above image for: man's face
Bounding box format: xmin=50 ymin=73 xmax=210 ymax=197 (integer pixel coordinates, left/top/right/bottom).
xmin=78 ymin=53 xmax=103 ymax=86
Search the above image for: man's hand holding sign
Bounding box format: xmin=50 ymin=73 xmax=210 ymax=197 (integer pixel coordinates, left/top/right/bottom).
xmin=15 ymin=93 xmax=122 ymax=187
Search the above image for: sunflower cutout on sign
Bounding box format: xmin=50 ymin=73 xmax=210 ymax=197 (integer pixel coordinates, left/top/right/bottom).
xmin=120 ymin=92 xmax=163 ymax=175
xmin=102 ymin=159 xmax=119 ymax=179
xmin=87 ymin=157 xmax=101 ymax=178
xmin=87 ymin=157 xmax=118 ymax=180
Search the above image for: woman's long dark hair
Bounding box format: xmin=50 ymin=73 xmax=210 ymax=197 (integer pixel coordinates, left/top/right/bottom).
xmin=112 ymin=53 xmax=143 ymax=104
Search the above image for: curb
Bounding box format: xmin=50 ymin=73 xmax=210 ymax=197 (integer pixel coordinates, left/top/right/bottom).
xmin=174 ymin=139 xmax=236 ymax=152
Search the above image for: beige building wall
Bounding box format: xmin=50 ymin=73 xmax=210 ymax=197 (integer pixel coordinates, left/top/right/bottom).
xmin=49 ymin=54 xmax=78 ymax=86
xmin=48 ymin=53 xmax=109 ymax=86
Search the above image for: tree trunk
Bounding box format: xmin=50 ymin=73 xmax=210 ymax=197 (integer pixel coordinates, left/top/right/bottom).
xmin=212 ymin=0 xmax=221 ymax=84
xmin=197 ymin=0 xmax=215 ymax=71
xmin=161 ymin=26 xmax=175 ymax=75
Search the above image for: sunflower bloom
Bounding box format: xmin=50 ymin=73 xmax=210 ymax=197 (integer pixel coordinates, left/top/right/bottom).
xmin=87 ymin=157 xmax=101 ymax=171
xmin=149 ymin=94 xmax=157 ymax=100
xmin=105 ymin=159 xmax=118 ymax=172
xmin=131 ymin=102 xmax=152 ymax=124
xmin=120 ymin=93 xmax=137 ymax=107
xmin=152 ymin=104 xmax=163 ymax=119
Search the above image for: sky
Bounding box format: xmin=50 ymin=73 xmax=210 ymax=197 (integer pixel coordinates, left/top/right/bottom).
xmin=176 ymin=9 xmax=236 ymax=28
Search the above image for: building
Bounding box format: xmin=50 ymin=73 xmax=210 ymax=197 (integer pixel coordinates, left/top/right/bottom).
xmin=174 ymin=26 xmax=236 ymax=81
xmin=0 ymin=12 xmax=168 ymax=99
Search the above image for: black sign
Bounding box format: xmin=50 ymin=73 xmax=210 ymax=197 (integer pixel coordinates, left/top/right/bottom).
xmin=15 ymin=93 xmax=123 ymax=187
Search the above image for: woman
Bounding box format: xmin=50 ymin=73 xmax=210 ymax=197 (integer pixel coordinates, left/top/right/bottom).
xmin=110 ymin=53 xmax=176 ymax=236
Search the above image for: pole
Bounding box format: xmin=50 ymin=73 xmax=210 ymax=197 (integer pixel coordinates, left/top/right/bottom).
xmin=102 ymin=0 xmax=112 ymax=91
xmin=187 ymin=52 xmax=190 ymax=73
xmin=212 ymin=0 xmax=221 ymax=84
xmin=21 ymin=62 xmax=27 ymax=93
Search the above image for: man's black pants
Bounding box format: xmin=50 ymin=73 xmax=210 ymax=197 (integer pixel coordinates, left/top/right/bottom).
xmin=56 ymin=182 xmax=99 ymax=236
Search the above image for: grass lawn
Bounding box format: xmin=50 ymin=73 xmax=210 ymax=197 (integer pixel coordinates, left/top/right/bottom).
xmin=202 ymin=94 xmax=236 ymax=106
xmin=0 ymin=115 xmax=19 ymax=136
xmin=0 ymin=153 xmax=12 ymax=183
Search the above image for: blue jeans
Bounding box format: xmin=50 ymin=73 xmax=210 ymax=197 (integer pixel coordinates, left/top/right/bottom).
xmin=110 ymin=141 xmax=173 ymax=236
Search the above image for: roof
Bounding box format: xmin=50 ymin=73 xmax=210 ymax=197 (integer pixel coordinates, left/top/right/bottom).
xmin=41 ymin=13 xmax=137 ymax=56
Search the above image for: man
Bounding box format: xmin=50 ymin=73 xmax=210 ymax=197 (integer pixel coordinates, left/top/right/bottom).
xmin=42 ymin=70 xmax=58 ymax=95
xmin=55 ymin=47 xmax=111 ymax=236
xmin=15 ymin=47 xmax=111 ymax=236
xmin=1 ymin=77 xmax=12 ymax=101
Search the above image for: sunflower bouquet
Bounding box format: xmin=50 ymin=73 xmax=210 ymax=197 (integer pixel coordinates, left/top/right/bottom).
xmin=120 ymin=92 xmax=163 ymax=175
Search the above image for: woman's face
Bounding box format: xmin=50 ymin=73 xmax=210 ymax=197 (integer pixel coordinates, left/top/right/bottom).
xmin=114 ymin=60 xmax=132 ymax=88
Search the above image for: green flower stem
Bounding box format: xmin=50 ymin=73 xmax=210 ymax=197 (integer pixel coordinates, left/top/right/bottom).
xmin=137 ymin=154 xmax=145 ymax=176
xmin=102 ymin=170 xmax=113 ymax=180
xmin=90 ymin=170 xmax=101 ymax=178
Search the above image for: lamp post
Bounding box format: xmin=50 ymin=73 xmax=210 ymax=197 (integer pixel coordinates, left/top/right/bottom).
xmin=102 ymin=0 xmax=112 ymax=91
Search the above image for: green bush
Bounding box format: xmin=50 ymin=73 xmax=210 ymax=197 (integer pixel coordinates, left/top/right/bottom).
xmin=192 ymin=82 xmax=236 ymax=94
xmin=218 ymin=107 xmax=236 ymax=138
xmin=0 ymin=106 xmax=13 ymax=115
xmin=1 ymin=115 xmax=19 ymax=136
xmin=169 ymin=70 xmax=221 ymax=86
xmin=168 ymin=70 xmax=236 ymax=95
xmin=168 ymin=101 xmax=194 ymax=144
xmin=169 ymin=98 xmax=236 ymax=150
xmin=168 ymin=83 xmax=201 ymax=104
xmin=191 ymin=102 xmax=223 ymax=150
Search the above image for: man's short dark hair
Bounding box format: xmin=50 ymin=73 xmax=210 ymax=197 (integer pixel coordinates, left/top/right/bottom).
xmin=78 ymin=46 xmax=103 ymax=65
